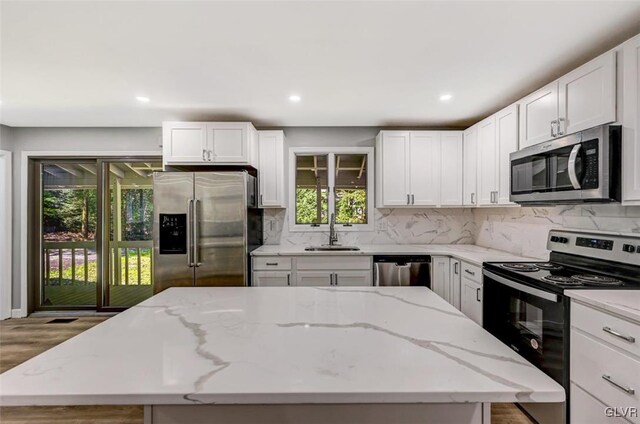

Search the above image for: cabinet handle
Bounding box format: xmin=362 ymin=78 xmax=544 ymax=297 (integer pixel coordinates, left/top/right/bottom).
xmin=334 ymin=273 xmax=339 ymax=286
xmin=208 ymin=150 xmax=213 ymax=161
xmin=411 ymin=194 xmax=415 ymax=205
xmin=330 ymin=273 xmax=334 ymax=286
xmin=407 ymin=194 xmax=410 ymax=205
xmin=602 ymin=327 xmax=636 ymax=343
xmin=557 ymin=118 xmax=565 ymax=136
xmin=465 ymin=269 xmax=475 ymax=276
xmin=476 ymin=287 xmax=481 ymax=302
xmin=550 ymin=120 xmax=558 ymax=137
xmin=602 ymin=375 xmax=635 ymax=395
xmin=454 ymin=262 xmax=459 ymax=274
xmin=471 ymin=193 xmax=475 ymax=205
xmin=260 ymin=194 xmax=263 ymax=206
xmin=287 ymin=273 xmax=290 ymax=286
xmin=265 ymin=262 xmax=278 ymax=266
xmin=202 ymin=149 xmax=207 ymax=161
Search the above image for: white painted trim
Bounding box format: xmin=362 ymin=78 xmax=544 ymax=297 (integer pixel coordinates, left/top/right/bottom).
xmin=288 ymin=147 xmax=375 ymax=233
xmin=17 ymin=150 xmax=160 ymax=317
xmin=0 ymin=151 xmax=12 ymax=320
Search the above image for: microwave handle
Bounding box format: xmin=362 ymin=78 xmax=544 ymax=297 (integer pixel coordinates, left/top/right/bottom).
xmin=568 ymin=144 xmax=582 ymax=190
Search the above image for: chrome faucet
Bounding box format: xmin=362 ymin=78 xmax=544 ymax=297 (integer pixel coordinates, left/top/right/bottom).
xmin=329 ymin=213 xmax=339 ymax=246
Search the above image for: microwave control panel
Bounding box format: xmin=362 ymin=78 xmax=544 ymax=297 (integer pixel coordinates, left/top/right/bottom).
xmin=581 ymin=139 xmax=599 ymax=189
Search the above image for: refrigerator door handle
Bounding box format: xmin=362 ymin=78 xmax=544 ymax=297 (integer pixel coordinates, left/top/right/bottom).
xmin=193 ymin=199 xmax=202 ymax=267
xmin=187 ymin=199 xmax=194 ymax=267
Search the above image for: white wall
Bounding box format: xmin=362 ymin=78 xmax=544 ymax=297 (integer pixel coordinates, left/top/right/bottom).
xmin=8 ymin=127 xmax=162 ymax=312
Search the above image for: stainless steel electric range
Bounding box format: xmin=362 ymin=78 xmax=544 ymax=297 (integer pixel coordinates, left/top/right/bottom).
xmin=482 ymin=229 xmax=640 ymax=424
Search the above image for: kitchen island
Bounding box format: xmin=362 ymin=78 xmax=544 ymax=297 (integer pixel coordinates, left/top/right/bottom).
xmin=0 ymin=287 xmax=564 ymax=424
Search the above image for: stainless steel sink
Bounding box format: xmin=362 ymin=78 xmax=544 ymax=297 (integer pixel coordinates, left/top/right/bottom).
xmin=304 ymin=245 xmax=361 ymax=252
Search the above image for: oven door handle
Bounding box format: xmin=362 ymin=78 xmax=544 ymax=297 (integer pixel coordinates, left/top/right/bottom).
xmin=568 ymin=144 xmax=582 ymax=190
xmin=483 ymin=270 xmax=559 ymax=302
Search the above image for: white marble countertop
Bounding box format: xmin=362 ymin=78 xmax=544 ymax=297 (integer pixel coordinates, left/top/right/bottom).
xmin=0 ymin=287 xmax=564 ymax=406
xmin=252 ymin=244 xmax=538 ymax=267
xmin=566 ymin=290 xmax=640 ymax=323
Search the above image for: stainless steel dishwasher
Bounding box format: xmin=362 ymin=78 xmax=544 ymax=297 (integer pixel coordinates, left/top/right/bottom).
xmin=373 ymin=255 xmax=431 ymax=287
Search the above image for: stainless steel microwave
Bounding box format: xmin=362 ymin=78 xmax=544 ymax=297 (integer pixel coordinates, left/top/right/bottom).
xmin=510 ymin=125 xmax=621 ymax=205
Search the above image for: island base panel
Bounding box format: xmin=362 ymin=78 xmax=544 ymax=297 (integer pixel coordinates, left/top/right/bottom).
xmin=144 ymin=403 xmax=490 ymax=424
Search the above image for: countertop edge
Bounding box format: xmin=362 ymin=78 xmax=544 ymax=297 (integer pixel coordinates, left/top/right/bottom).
xmin=566 ymin=290 xmax=640 ymax=324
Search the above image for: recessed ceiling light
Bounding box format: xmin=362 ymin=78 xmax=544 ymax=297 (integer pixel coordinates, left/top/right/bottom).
xmin=289 ymin=95 xmax=301 ymax=103
xmin=439 ymin=94 xmax=453 ymax=102
xmin=136 ymin=96 xmax=150 ymax=103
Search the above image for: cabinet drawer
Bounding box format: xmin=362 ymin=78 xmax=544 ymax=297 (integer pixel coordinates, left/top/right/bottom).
xmin=253 ymin=256 xmax=292 ymax=271
xmin=296 ymin=256 xmax=371 ymax=270
xmin=571 ymin=383 xmax=629 ymax=424
xmin=253 ymin=271 xmax=291 ymax=287
xmin=461 ymin=262 xmax=482 ymax=283
xmin=572 ymin=302 xmax=639 ymax=359
xmin=571 ymin=330 xmax=640 ymax=422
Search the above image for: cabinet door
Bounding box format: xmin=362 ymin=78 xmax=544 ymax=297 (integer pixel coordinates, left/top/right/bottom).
xmin=208 ymin=122 xmax=250 ymax=163
xmin=558 ymin=51 xmax=616 ymax=136
xmin=334 ymin=270 xmax=372 ymax=287
xmin=477 ymin=116 xmax=498 ymax=205
xmin=440 ymin=132 xmax=463 ymax=206
xmin=495 ymin=104 xmax=519 ymax=205
xmin=258 ymin=131 xmax=285 ymax=208
xmin=431 ymin=256 xmax=450 ymax=301
xmin=296 ymin=271 xmax=333 ymax=287
xmin=449 ymin=259 xmax=461 ymax=310
xmin=409 ymin=131 xmax=440 ymax=206
xmin=623 ymin=34 xmax=640 ymax=203
xmin=519 ymin=81 xmax=559 ymax=148
xmin=463 ymin=126 xmax=478 ymax=206
xmin=253 ymin=271 xmax=291 ymax=287
xmin=380 ymin=132 xmax=410 ymax=206
xmin=163 ymin=122 xmax=208 ymax=164
xmin=461 ymin=277 xmax=482 ymax=325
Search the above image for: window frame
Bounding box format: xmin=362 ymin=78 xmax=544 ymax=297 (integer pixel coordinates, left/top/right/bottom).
xmin=288 ymin=146 xmax=374 ymax=232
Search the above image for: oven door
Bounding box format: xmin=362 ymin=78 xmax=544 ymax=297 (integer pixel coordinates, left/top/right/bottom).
xmin=483 ymin=270 xmax=568 ymax=388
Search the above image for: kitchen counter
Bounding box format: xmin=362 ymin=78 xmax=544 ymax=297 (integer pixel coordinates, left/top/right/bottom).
xmin=251 ymin=244 xmax=537 ymax=267
xmin=566 ymin=290 xmax=640 ymax=323
xmin=0 ymin=287 xmax=563 ymax=410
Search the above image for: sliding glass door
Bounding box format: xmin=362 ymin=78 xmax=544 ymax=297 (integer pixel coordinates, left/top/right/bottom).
xmin=32 ymin=157 xmax=161 ymax=311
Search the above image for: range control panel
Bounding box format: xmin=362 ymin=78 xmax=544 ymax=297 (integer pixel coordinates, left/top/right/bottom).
xmin=547 ymin=230 xmax=640 ymax=266
xmin=159 ymin=213 xmax=187 ymax=255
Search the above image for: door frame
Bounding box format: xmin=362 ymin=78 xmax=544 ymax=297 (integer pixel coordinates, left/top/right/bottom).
xmin=0 ymin=151 xmax=12 ymax=319
xmin=17 ymin=151 xmax=159 ymax=317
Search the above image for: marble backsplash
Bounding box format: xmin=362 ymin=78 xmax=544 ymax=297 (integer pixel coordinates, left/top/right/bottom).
xmin=263 ymin=208 xmax=476 ymax=246
xmin=474 ymin=204 xmax=640 ymax=259
xmin=263 ymin=204 xmax=640 ymax=260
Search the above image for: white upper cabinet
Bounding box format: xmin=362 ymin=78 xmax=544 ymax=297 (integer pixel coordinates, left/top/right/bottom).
xmin=496 ymin=104 xmax=519 ymax=204
xmin=258 ymin=130 xmax=286 ymax=208
xmin=409 ymin=131 xmax=441 ymax=206
xmin=163 ymin=121 xmax=257 ymax=166
xmin=376 ymin=131 xmax=462 ymax=208
xmin=440 ymin=132 xmax=463 ymax=206
xmin=623 ymin=34 xmax=640 ymax=204
xmin=477 ymin=115 xmax=497 ymax=206
xmin=376 ymin=131 xmax=410 ymax=206
xmin=519 ymin=50 xmax=617 ymax=149
xmin=558 ymin=51 xmax=616 ymax=137
xmin=162 ymin=122 xmax=208 ymax=164
xmin=463 ymin=125 xmax=478 ymax=206
xmin=518 ymin=82 xmax=559 ymax=149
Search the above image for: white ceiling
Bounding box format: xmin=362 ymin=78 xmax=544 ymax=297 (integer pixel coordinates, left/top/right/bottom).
xmin=2 ymin=1 xmax=640 ymax=128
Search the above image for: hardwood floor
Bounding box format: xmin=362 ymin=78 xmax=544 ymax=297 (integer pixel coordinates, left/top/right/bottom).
xmin=0 ymin=316 xmax=533 ymax=424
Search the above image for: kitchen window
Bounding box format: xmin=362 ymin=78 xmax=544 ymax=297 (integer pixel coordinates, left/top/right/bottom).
xmin=289 ymin=147 xmax=374 ymax=232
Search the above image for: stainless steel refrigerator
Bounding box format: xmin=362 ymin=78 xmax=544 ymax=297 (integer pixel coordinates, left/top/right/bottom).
xmin=152 ymin=171 xmax=262 ymax=293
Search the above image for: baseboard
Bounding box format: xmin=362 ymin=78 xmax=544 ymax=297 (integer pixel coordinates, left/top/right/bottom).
xmin=11 ymin=308 xmax=26 ymax=318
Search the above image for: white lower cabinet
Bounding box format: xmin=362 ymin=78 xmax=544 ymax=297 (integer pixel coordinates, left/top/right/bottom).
xmin=460 ymin=275 xmax=482 ymax=326
xmin=570 ymin=300 xmax=640 ymax=424
xmin=252 ymin=255 xmax=373 ymax=287
xmin=296 ymin=271 xmax=333 ymax=287
xmin=253 ymin=271 xmax=291 ymax=287
xmin=430 ymin=256 xmax=462 ymax=311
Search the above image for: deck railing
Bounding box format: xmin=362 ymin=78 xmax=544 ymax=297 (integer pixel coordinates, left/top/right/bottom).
xmin=43 ymin=240 xmax=153 ymax=286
